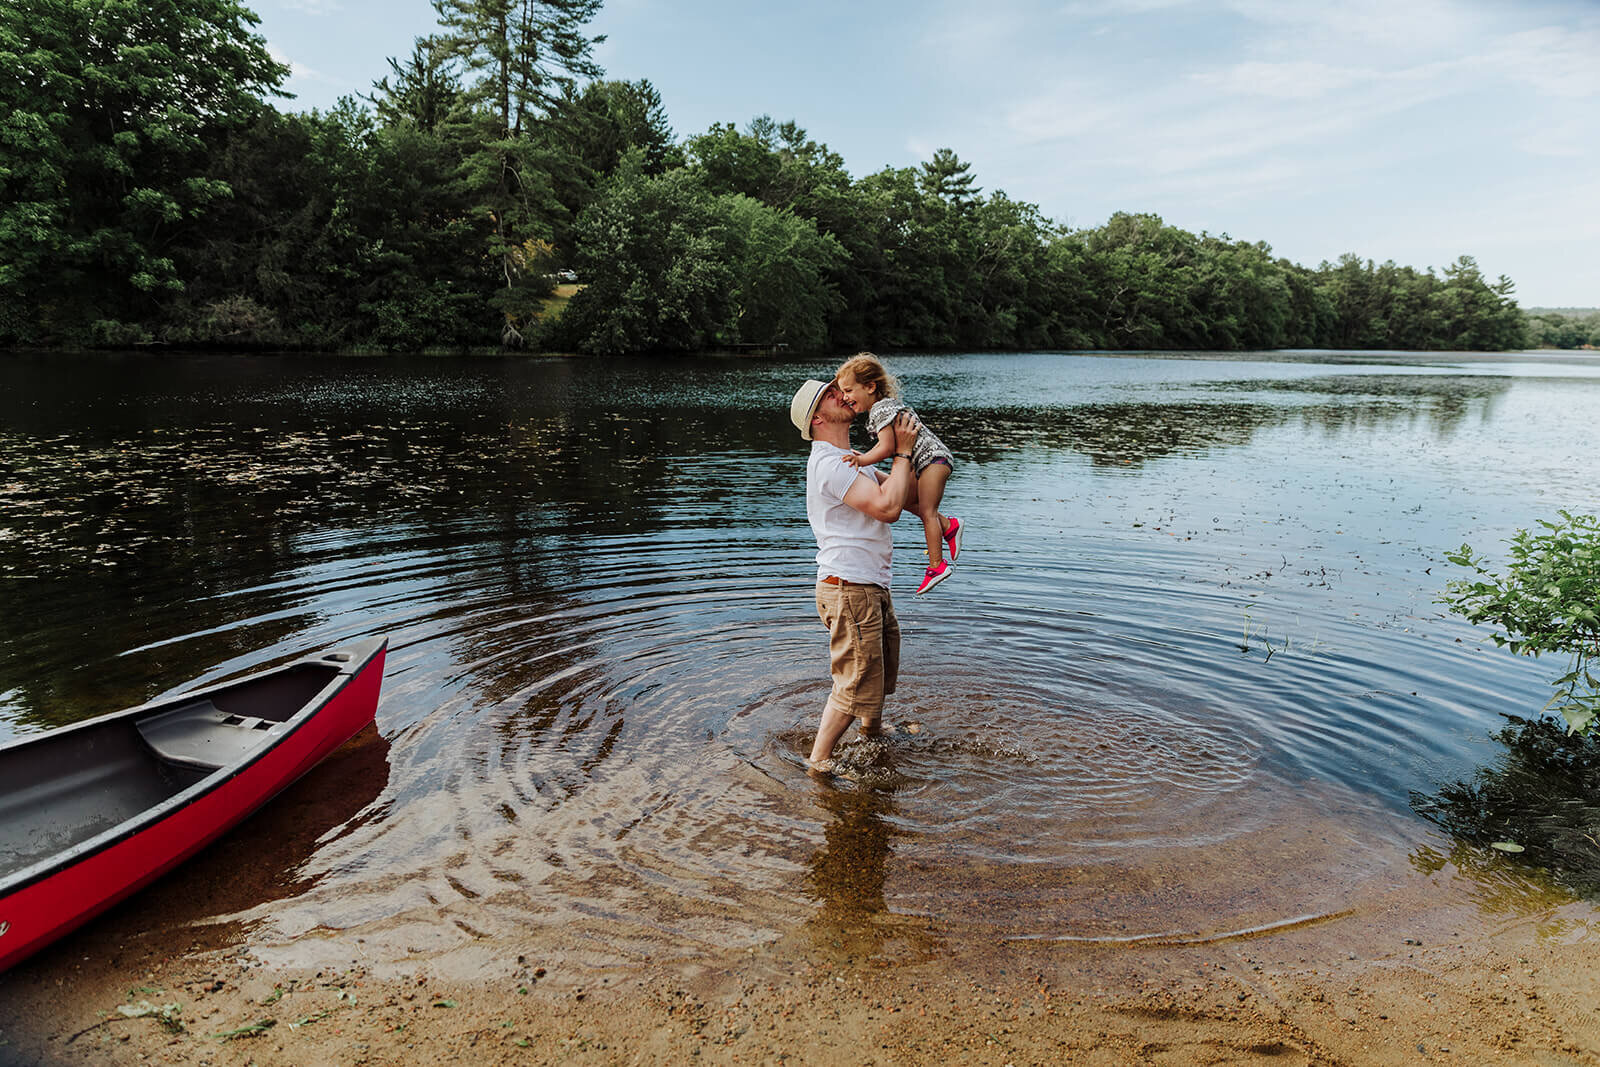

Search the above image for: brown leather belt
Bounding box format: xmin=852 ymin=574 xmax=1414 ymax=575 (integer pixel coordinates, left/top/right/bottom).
xmin=820 ymin=575 xmax=843 ymax=585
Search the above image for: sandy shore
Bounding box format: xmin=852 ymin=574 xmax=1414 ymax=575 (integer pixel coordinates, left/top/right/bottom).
xmin=5 ymin=853 xmax=1600 ymax=1067
xmin=7 ymin=727 xmax=1600 ymax=1065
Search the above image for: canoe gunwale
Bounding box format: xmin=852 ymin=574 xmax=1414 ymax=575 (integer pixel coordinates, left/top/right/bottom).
xmin=0 ymin=637 xmax=386 ymax=902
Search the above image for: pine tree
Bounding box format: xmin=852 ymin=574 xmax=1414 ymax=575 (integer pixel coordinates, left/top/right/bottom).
xmin=430 ymin=0 xmax=604 ymax=137
xmin=918 ymin=148 xmax=981 ymax=207
xmin=424 ymin=0 xmax=607 ymax=343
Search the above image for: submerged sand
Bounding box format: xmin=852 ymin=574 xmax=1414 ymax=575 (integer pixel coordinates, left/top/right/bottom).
xmin=4 ymin=831 xmax=1600 ymax=1066
xmin=6 ymin=724 xmax=1600 ymax=1064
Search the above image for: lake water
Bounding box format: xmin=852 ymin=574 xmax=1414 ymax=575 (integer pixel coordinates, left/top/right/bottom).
xmin=3 ymin=349 xmax=1598 ymax=966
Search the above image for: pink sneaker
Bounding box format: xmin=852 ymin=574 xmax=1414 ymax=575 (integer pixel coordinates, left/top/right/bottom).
xmin=943 ymin=516 xmax=963 ymax=562
xmin=915 ymin=559 xmax=952 ymax=595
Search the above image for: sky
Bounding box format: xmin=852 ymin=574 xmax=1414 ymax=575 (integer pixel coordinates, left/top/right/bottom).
xmin=254 ymin=0 xmax=1599 ymax=309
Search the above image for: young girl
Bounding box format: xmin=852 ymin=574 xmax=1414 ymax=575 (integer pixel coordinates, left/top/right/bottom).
xmin=834 ymin=353 xmax=963 ymax=595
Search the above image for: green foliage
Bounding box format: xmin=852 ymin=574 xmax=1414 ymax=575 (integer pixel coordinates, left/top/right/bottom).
xmin=847 ymin=165 xmax=953 ymax=347
xmin=0 ymin=6 xmax=1538 ymax=354
xmin=1441 ymin=512 xmax=1600 ymax=734
xmin=430 ymin=0 xmax=603 ymax=136
xmin=523 ymin=78 xmax=681 ymax=257
xmin=1311 ymin=253 xmax=1526 ymax=353
xmin=553 ymin=79 xmax=681 ymax=178
xmin=369 ymin=40 xmax=465 ymax=134
xmin=0 ymin=0 xmax=285 ymax=344
xmin=560 ymin=162 xmax=733 ymax=354
xmin=558 ymin=158 xmax=843 ymax=353
xmin=1435 ymin=255 xmax=1525 ymax=350
xmin=686 ymin=119 xmax=784 ymax=201
xmin=1525 ymin=309 xmax=1600 ymax=350
xmin=418 ymin=0 xmax=606 ymax=341
xmin=169 ymin=102 xmax=490 ymax=349
xmin=1078 ymin=213 xmax=1201 ymax=348
xmin=720 ymin=195 xmax=844 ymax=349
xmin=918 ymin=148 xmax=981 ymax=207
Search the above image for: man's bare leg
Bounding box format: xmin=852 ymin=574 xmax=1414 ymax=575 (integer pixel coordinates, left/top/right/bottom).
xmin=810 ymin=714 xmax=924 ymax=773
xmin=809 ymin=705 xmax=859 ymax=768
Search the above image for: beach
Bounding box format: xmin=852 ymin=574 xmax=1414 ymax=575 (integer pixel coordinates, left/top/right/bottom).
xmin=5 ymin=840 xmax=1600 ymax=1066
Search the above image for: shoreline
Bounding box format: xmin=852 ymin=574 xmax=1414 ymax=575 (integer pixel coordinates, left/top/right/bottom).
xmin=2 ymin=346 xmax=1596 ymax=363
xmin=7 ymin=721 xmax=1600 ymax=1064
xmin=5 ymin=843 xmax=1600 ymax=1066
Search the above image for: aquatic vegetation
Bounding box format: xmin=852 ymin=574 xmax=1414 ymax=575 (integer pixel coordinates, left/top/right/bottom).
xmin=1238 ymin=610 xmax=1282 ymax=660
xmin=1237 ymin=610 xmax=1328 ymax=662
xmin=1441 ymin=511 xmax=1600 ymax=734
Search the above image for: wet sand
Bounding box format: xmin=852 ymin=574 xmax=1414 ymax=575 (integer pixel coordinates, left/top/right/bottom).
xmin=5 ymin=823 xmax=1600 ymax=1066
xmin=7 ymin=735 xmax=1600 ymax=1065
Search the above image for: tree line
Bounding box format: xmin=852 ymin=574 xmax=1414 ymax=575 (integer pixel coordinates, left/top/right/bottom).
xmin=1525 ymin=310 xmax=1600 ymax=351
xmin=0 ymin=0 xmax=1555 ymax=355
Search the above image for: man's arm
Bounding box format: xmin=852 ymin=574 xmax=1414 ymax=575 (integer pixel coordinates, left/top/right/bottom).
xmin=841 ymin=413 xmax=919 ymax=522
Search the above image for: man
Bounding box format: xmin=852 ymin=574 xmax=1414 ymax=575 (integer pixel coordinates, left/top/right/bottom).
xmin=789 ymin=378 xmax=921 ymax=771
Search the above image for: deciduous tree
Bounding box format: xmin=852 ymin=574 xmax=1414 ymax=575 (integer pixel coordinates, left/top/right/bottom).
xmin=0 ymin=0 xmax=285 ymax=343
xmin=561 ymin=159 xmax=732 ymax=354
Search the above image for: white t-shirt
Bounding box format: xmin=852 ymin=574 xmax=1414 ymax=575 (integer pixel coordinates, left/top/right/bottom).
xmin=806 ymin=440 xmax=893 ymax=588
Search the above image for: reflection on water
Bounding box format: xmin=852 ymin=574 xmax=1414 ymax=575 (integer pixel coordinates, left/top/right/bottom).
xmin=1409 ymin=840 xmax=1593 ymax=940
xmin=173 ymin=725 xmax=392 ymax=909
xmin=1413 ymin=715 xmax=1600 ymax=898
xmin=805 ymin=785 xmax=899 ymax=955
xmin=4 ymin=349 xmax=1600 ymax=964
xmin=22 ymin=726 xmax=393 ymax=965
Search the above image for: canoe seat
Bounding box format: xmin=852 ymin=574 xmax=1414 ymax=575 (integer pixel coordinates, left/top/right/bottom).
xmin=136 ymin=699 xmax=285 ymax=771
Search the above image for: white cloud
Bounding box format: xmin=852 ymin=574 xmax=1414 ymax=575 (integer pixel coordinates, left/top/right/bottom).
xmin=269 ymin=43 xmax=335 ymax=88
xmin=1058 ymin=0 xmax=1194 ymax=15
xmin=1191 ymin=60 xmax=1372 ymax=101
xmin=1515 ymin=114 xmax=1597 ymax=159
xmin=1003 ymin=80 xmax=1123 ymax=143
xmin=1476 ymin=23 xmax=1600 ymax=99
xmin=1482 ymin=176 xmax=1600 ymax=245
xmin=980 ymin=0 xmax=1599 ymax=224
xmin=918 ymin=3 xmax=1031 ymax=55
xmin=1217 ymin=0 xmax=1478 ymax=50
xmin=904 ymin=136 xmax=937 ymax=162
xmin=1003 ymin=54 xmax=1463 ymax=178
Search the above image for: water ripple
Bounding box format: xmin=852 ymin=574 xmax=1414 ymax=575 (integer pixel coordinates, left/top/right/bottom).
xmin=4 ymin=351 xmax=1591 ymax=960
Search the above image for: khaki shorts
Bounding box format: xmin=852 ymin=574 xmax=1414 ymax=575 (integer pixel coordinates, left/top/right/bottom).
xmin=815 ymin=579 xmax=900 ymax=724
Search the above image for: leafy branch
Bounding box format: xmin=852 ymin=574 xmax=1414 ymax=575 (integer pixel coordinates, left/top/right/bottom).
xmin=1440 ymin=511 xmax=1600 ymax=734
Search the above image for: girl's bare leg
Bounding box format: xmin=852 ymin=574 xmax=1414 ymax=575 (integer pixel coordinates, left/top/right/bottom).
xmin=914 ymin=463 xmax=952 ymax=564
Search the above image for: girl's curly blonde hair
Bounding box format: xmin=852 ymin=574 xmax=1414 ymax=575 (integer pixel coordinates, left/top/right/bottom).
xmin=835 ymin=352 xmax=899 ymax=401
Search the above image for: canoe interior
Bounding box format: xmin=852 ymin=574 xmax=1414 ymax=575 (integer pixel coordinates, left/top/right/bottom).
xmin=0 ymin=661 xmax=341 ymax=883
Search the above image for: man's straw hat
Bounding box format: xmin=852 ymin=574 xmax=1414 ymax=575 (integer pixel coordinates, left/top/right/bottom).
xmin=789 ymin=379 xmax=831 ymax=441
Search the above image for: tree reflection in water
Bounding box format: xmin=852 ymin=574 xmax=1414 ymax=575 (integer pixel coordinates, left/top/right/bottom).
xmin=1412 ymin=714 xmax=1600 ymax=900
xmin=1407 ymin=840 xmax=1593 ymax=940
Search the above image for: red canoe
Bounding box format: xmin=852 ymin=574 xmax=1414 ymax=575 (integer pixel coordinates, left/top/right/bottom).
xmin=0 ymin=637 xmax=386 ymax=972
